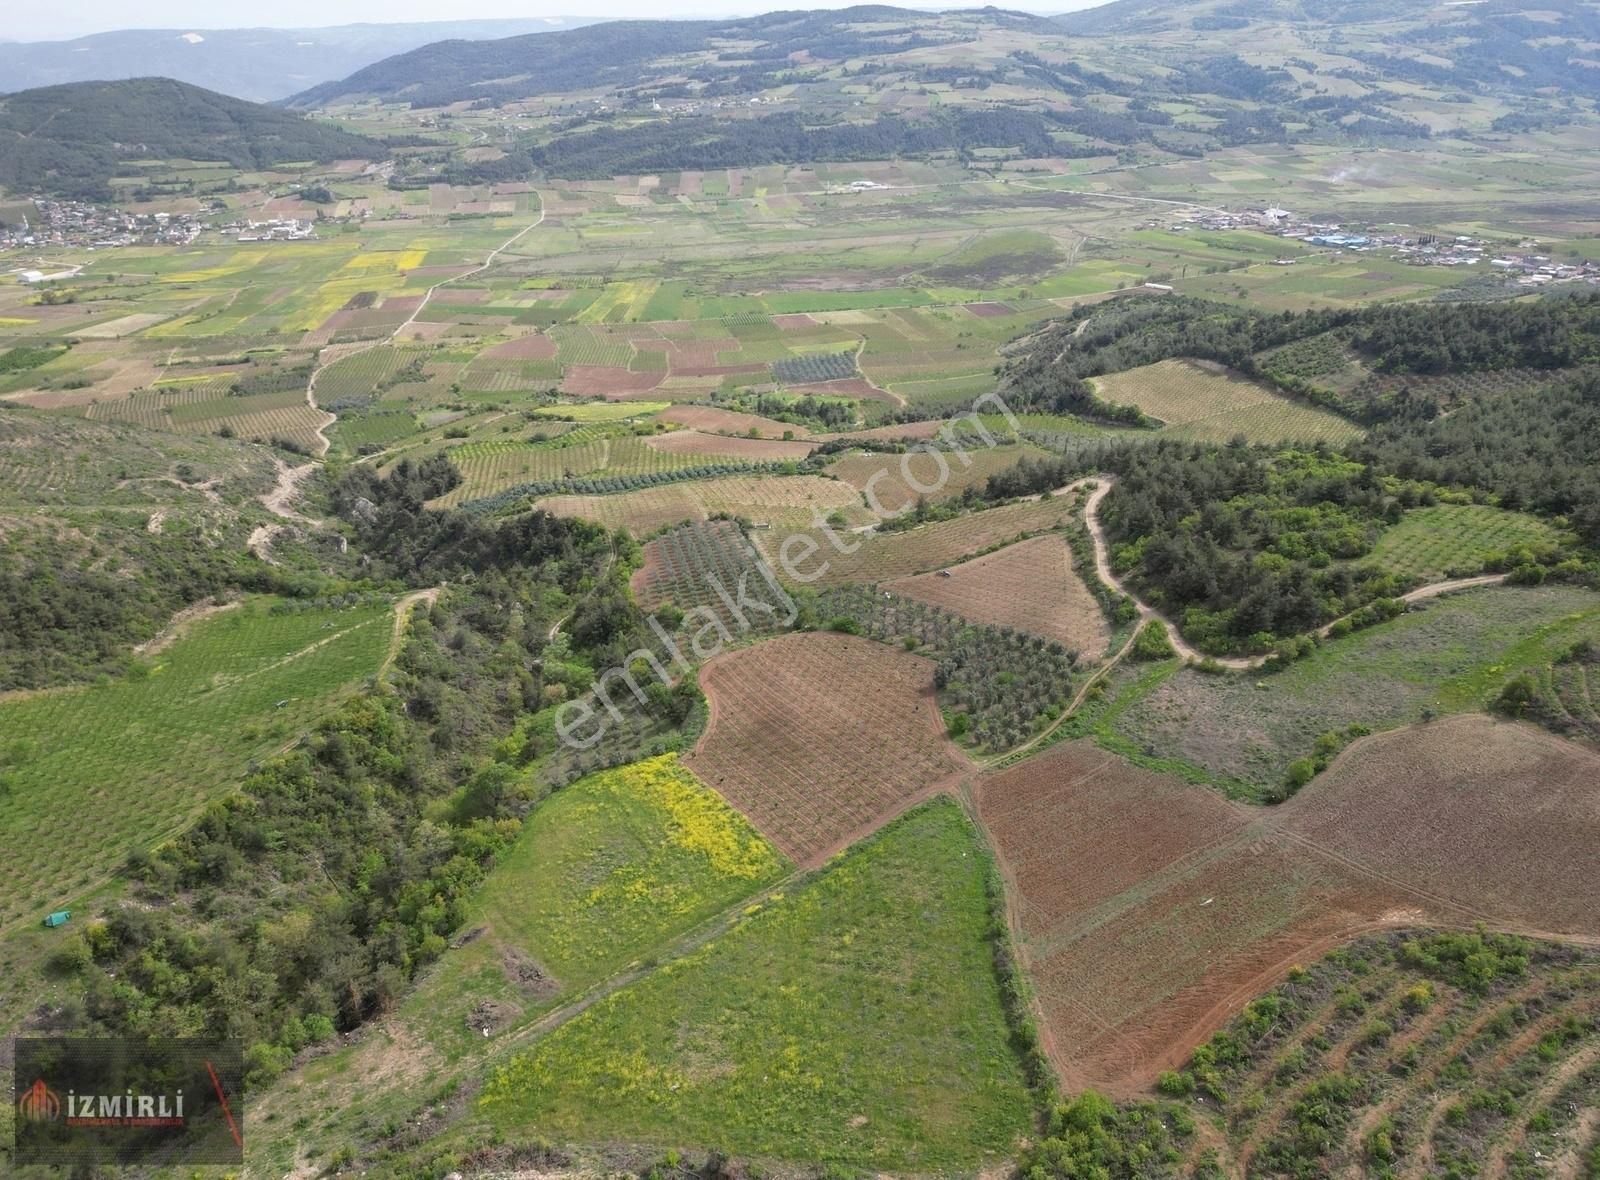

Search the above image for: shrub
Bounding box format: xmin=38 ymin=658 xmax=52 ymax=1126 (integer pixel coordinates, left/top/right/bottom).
xmin=1156 ymin=1069 xmax=1194 ymax=1096
xmin=1129 ymin=620 xmax=1177 ymax=661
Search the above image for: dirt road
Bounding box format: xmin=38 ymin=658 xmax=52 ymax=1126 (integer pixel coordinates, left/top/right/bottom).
xmin=1081 ymin=476 xmax=1513 ymax=672
xmin=303 ymin=195 xmax=548 ymax=458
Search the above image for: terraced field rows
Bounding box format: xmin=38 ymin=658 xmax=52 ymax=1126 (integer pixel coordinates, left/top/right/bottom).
xmin=0 ymin=598 xmax=393 ymax=932
xmin=1365 ymin=503 xmax=1565 ymax=582
xmin=1092 ymin=358 xmax=1363 ymax=445
xmin=631 ymin=519 xmax=790 ymax=638
xmin=536 ymin=474 xmax=865 ymax=535
xmin=435 ymin=432 xmax=756 ymax=506
xmin=1159 ymin=931 xmax=1600 ymax=1179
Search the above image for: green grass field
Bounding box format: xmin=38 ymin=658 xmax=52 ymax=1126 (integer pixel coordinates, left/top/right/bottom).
xmin=1365 ymin=503 xmax=1566 ymax=582
xmin=1091 ymin=359 xmax=1363 ymax=445
xmin=0 ymin=596 xmax=393 ymax=931
xmin=474 ymin=799 xmax=1033 ymax=1169
xmin=1090 ymin=584 xmax=1600 ymax=799
xmin=396 ymin=754 xmax=788 ymax=1063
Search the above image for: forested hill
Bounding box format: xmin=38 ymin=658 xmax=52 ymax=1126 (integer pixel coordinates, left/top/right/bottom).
xmin=0 ymin=79 xmax=382 ymax=201
xmin=1000 ymin=292 xmax=1600 ymax=425
xmin=1055 ymin=0 xmax=1600 ymax=98
xmin=0 ymin=19 xmax=603 ymax=104
xmin=285 ymin=0 xmax=1597 ymax=155
xmin=286 ymin=7 xmax=1056 ymax=108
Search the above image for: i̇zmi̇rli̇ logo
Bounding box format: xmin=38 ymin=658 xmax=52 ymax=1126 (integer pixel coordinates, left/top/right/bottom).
xmin=17 ymin=1077 xmax=186 ymax=1127
xmin=17 ymin=1078 xmax=62 ymax=1123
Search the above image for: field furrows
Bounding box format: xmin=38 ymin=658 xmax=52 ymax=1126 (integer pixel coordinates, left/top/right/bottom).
xmin=884 ymin=534 xmax=1109 ymax=658
xmin=686 ymin=632 xmax=970 ymax=865
xmin=976 ymin=716 xmax=1600 ymax=1097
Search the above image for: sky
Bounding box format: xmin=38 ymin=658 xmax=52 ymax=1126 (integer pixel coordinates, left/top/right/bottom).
xmin=8 ymin=0 xmax=1105 ymax=43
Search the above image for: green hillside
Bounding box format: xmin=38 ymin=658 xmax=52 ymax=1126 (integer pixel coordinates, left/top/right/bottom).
xmin=0 ymin=78 xmax=382 ymax=199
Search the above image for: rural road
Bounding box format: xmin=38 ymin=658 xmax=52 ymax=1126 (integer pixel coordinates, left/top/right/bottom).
xmin=1080 ymin=476 xmax=1513 ymax=672
xmin=382 ymin=587 xmax=442 ymax=673
xmin=302 ymin=193 xmax=548 ymax=458
xmin=248 ymin=458 xmax=323 ymax=561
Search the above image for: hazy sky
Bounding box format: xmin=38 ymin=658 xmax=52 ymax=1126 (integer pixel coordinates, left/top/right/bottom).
xmin=11 ymin=0 xmax=1098 ymax=42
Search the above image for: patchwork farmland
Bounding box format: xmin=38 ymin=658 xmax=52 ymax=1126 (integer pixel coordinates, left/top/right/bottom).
xmin=5 ymin=31 xmax=1600 ymax=1175
xmin=977 ymin=716 xmax=1600 ymax=1095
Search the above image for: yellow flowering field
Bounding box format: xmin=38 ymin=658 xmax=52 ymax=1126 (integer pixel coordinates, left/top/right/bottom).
xmin=468 ymin=754 xmax=784 ymax=991
xmin=476 ymin=800 xmax=1033 ymax=1170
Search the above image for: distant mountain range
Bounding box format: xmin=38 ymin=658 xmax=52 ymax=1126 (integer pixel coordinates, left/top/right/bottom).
xmin=0 ymin=19 xmax=603 ymax=103
xmin=0 ymin=79 xmax=380 ymax=201
xmin=283 ymin=0 xmax=1600 ymax=111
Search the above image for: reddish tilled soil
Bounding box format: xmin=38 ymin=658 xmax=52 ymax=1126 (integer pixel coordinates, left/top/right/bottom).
xmin=975 ymin=715 xmax=1600 ymax=1096
xmin=645 ymin=430 xmax=817 ymax=461
xmin=813 ymin=420 xmax=945 ymax=443
xmin=672 ymin=363 xmax=770 ymax=378
xmin=1278 ymin=714 xmax=1600 ymax=935
xmin=560 ymin=366 xmax=666 ymax=396
xmin=658 ymin=405 xmax=799 ymax=438
xmin=687 ymin=632 xmax=972 ymax=866
xmin=884 ymin=535 xmax=1110 ymax=658
xmin=772 ymin=313 xmax=820 ymax=329
xmin=482 ymin=334 xmax=557 ymax=359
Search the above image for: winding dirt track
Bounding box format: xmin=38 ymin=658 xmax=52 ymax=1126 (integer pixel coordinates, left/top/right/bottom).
xmin=248 ymin=458 xmax=323 ymax=561
xmin=302 ymin=195 xmax=547 ymax=458
xmin=1079 ymin=476 xmax=1512 ymax=671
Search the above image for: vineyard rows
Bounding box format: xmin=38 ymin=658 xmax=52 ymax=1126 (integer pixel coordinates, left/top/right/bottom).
xmin=0 ymin=599 xmax=393 ymax=930
xmin=818 ymin=584 xmax=1081 ymax=753
xmin=772 ymin=350 xmax=859 ymax=385
xmin=633 ymin=519 xmax=789 ymax=638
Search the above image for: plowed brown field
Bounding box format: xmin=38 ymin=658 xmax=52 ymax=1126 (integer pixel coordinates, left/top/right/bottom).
xmin=1280 ymin=714 xmax=1600 ymax=935
xmin=977 ymin=715 xmax=1600 ymax=1095
xmin=658 ymin=405 xmax=798 ymax=438
xmin=687 ymin=632 xmax=971 ymax=865
xmin=884 ymin=535 xmax=1109 ymax=658
xmin=763 ymin=495 xmax=1081 ymax=587
xmin=644 ymin=430 xmax=817 ymax=461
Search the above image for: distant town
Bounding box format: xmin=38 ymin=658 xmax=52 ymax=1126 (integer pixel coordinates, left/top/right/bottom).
xmin=1185 ymin=206 xmax=1600 ymax=287
xmin=0 ymin=198 xmax=316 ymax=256
xmin=5 ymin=192 xmax=1596 ymax=292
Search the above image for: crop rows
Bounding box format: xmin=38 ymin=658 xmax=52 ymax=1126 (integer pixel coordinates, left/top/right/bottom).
xmin=1348 ymin=365 xmax=1574 ymax=408
xmin=438 ymin=434 xmax=752 ymax=507
xmin=314 ymin=347 xmax=413 ymax=402
xmin=772 ymin=495 xmax=1081 ymax=587
xmin=1171 ymin=930 xmax=1600 ymax=1180
xmin=167 ymin=388 xmax=307 ymax=424
xmin=633 ymin=519 xmax=789 ymax=637
xmin=333 ymin=410 xmax=418 ymax=453
xmin=772 ymin=350 xmax=859 ymax=384
xmin=1365 ymin=503 xmax=1563 ymax=582
xmin=1094 ymin=359 xmax=1361 ymax=445
xmin=549 ymin=327 xmax=635 ymax=368
xmin=204 ymin=405 xmax=327 ymax=450
xmin=884 ymin=534 xmax=1110 ymax=658
xmin=461 ymin=461 xmax=788 ymax=516
xmin=0 ymin=599 xmax=392 ymax=930
xmin=685 ymin=632 xmax=967 ymax=864
xmin=817 ymin=583 xmax=1081 ymax=753
xmin=537 ymin=474 xmax=863 ymax=539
